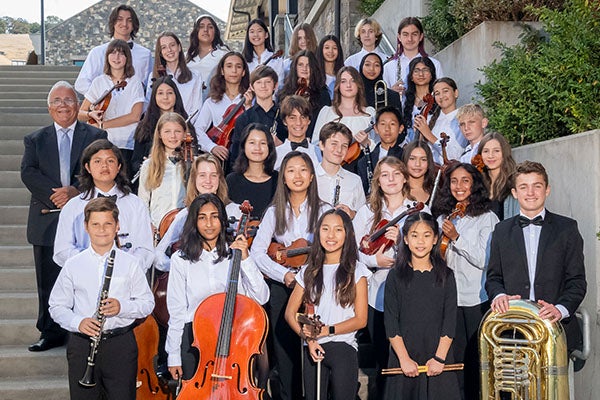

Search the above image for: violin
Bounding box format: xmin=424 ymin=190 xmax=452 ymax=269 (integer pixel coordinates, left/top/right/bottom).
xmin=262 ymin=49 xmax=284 ymax=66
xmin=267 ymin=238 xmax=311 ymax=268
xmin=415 ymin=93 xmax=435 ymax=141
xmin=295 ymin=77 xmax=309 ymax=97
xmin=133 ymin=315 xmax=171 ymax=399
xmin=88 ymin=80 xmax=127 ymax=124
xmin=359 ymin=202 xmax=425 ymax=255
xmin=205 ymin=98 xmax=246 ymax=150
xmin=342 ymin=120 xmax=376 ymax=166
xmin=429 ymin=132 xmax=456 ymax=207
xmin=471 ymin=154 xmax=485 ymax=174
xmin=177 ymin=200 xmax=267 ymax=400
xmin=439 ymin=201 xmax=467 ymax=259
xmin=296 ymin=303 xmax=324 ymax=340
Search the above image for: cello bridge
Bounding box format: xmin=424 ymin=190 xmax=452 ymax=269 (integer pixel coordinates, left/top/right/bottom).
xmin=211 ymin=373 xmax=232 ymax=380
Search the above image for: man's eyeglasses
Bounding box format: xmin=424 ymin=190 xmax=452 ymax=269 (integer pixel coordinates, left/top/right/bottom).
xmin=49 ymin=98 xmax=77 ymax=107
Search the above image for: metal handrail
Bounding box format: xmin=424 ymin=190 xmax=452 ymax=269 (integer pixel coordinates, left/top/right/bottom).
xmin=570 ymin=307 xmax=590 ymax=361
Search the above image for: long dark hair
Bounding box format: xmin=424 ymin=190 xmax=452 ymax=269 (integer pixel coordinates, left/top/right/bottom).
xmin=208 ymin=51 xmax=250 ymax=102
xmin=278 ymin=50 xmax=325 ymax=110
xmin=178 ymin=193 xmax=231 ymax=263
xmin=272 ymin=152 xmax=322 ymax=236
xmin=134 ymin=76 xmax=188 ymax=143
xmin=233 ymin=123 xmax=276 ymax=175
xmin=432 ymin=162 xmax=491 ymax=218
xmin=394 ymin=212 xmax=449 ymax=286
xmin=403 ymin=56 xmax=436 ymax=129
xmin=477 ymin=132 xmax=517 ymax=202
xmin=303 ymin=209 xmax=358 ymax=307
xmin=393 ymin=17 xmax=427 ymax=58
xmin=153 ymin=32 xmax=192 ymax=84
xmin=402 ymin=140 xmax=436 ymax=195
xmin=316 ymin=35 xmax=344 ymax=77
xmin=186 ymin=15 xmax=226 ymax=62
xmin=78 ymin=139 xmax=131 ymax=200
xmin=428 ymin=77 xmax=458 ymax=129
xmin=108 ymin=5 xmax=139 ymax=40
xmin=242 ymin=19 xmax=273 ymax=63
xmin=332 ymin=66 xmax=369 ymax=117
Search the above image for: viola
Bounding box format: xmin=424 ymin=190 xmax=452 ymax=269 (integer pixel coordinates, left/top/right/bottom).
xmin=267 ymin=238 xmax=311 ymax=268
xmin=133 ymin=315 xmax=171 ymax=399
xmin=439 ymin=201 xmax=467 ymax=259
xmin=295 ymin=77 xmax=309 ymax=97
xmin=359 ymin=202 xmax=425 ymax=255
xmin=88 ymin=80 xmax=127 ymax=124
xmin=342 ymin=120 xmax=375 ymax=166
xmin=429 ymin=132 xmax=456 ymax=207
xmin=471 ymin=154 xmax=485 ymax=174
xmin=296 ymin=303 xmax=324 ymax=339
xmin=262 ymin=49 xmax=284 ymax=66
xmin=205 ymin=98 xmax=246 ymax=150
xmin=177 ymin=200 xmax=267 ymax=400
xmin=414 ymin=93 xmax=435 ymax=142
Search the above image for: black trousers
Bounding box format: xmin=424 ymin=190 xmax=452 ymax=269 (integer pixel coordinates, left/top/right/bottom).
xmin=33 ymin=244 xmax=66 ymax=341
xmin=367 ymin=306 xmax=389 ymax=400
xmin=67 ymin=330 xmax=138 ymax=400
xmin=454 ymin=301 xmax=489 ymax=400
xmin=303 ymin=341 xmax=358 ymax=400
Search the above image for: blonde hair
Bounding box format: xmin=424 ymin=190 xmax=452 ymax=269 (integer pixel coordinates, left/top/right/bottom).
xmin=456 ymin=103 xmax=485 ymax=122
xmin=185 ymin=153 xmax=230 ymax=206
xmin=354 ymin=18 xmax=383 ymax=47
xmin=143 ymin=112 xmax=186 ymax=191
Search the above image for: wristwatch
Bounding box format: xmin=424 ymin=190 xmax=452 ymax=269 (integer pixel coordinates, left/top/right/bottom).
xmin=328 ymin=325 xmax=335 ymax=336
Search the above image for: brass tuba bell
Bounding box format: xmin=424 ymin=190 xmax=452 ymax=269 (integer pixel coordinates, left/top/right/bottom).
xmin=479 ymin=299 xmax=569 ymax=400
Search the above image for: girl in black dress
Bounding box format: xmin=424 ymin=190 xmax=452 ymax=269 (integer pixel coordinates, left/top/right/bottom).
xmin=384 ymin=212 xmax=459 ymax=400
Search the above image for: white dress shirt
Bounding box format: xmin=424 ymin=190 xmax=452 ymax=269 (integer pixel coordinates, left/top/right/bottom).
xmin=145 ymin=68 xmax=203 ymax=116
xmin=353 ymin=198 xmax=431 ymax=311
xmin=194 ymin=94 xmax=243 ymax=153
xmin=274 ymin=139 xmax=321 ymax=171
xmin=49 ymin=246 xmax=154 ymax=333
xmin=75 ymin=41 xmax=153 ymax=95
xmin=187 ymin=48 xmax=228 ymax=99
xmin=315 ymin=163 xmax=366 ymax=211
xmin=53 ymin=186 xmax=154 ymax=271
xmin=84 ymin=75 xmax=145 ymax=149
xmin=166 ymin=248 xmax=269 ymax=366
xmin=311 ymin=106 xmax=376 ymax=145
xmin=441 ymin=211 xmax=499 ymax=307
xmin=154 ymin=202 xmax=241 ymax=272
xmin=382 ymin=52 xmax=444 ymax=89
xmin=251 ymin=201 xmax=331 ymax=282
xmin=344 ymin=48 xmax=389 ymax=71
xmin=295 ymin=262 xmax=371 ymax=349
xmin=247 ymin=49 xmax=285 ymax=88
xmin=137 ymin=157 xmax=187 ymax=227
xmin=460 ymin=141 xmax=481 ymax=164
xmin=430 ymin=109 xmax=468 ymax=164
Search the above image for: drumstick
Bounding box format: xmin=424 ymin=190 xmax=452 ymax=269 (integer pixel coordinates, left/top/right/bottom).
xmin=381 ymin=363 xmax=464 ymax=375
xmin=41 ymin=208 xmax=61 ymax=214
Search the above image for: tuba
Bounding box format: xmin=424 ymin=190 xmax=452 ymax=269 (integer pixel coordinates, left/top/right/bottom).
xmin=479 ymin=299 xmax=569 ymax=400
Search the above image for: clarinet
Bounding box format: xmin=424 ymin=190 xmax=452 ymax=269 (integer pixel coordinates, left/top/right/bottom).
xmin=364 ymin=121 xmax=376 ymax=195
xmin=332 ymin=177 xmax=341 ymax=207
xmin=79 ymin=249 xmax=116 ymax=387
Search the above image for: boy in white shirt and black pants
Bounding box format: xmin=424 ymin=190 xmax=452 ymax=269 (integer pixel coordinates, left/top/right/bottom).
xmin=49 ymin=197 xmax=154 ymax=400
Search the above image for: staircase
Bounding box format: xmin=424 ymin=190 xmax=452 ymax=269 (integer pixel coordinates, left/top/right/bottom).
xmin=0 ymin=65 xmax=79 ymax=400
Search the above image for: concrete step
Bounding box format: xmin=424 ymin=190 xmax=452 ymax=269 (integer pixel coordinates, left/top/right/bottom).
xmin=0 ymin=126 xmax=39 ymax=140
xmin=0 ymin=224 xmax=28 ymax=245
xmin=0 ymin=107 xmax=49 ymax=114
xmin=0 ymin=70 xmax=78 ymax=79
xmin=0 ymin=319 xmax=39 ymax=346
xmin=0 ymin=188 xmax=30 ymax=205
xmin=0 ymin=206 xmax=28 ymax=224
xmin=0 ymin=155 xmax=22 ymax=170
xmin=0 ymin=140 xmax=24 ymax=155
xmin=0 ymin=246 xmax=35 ymax=267
xmin=0 ymin=291 xmax=37 ymax=319
xmin=1 ymin=76 xmax=76 ymax=85
xmin=0 ymin=268 xmax=36 ymax=291
xmin=0 ymin=376 xmax=69 ymax=400
xmin=0 ymin=171 xmax=25 ymax=188
xmin=0 ymin=113 xmax=51 ymax=127
xmin=0 ymin=91 xmax=49 ymax=100
xmin=0 ymin=99 xmax=49 ymax=108
xmin=0 ymin=84 xmax=58 ymax=93
xmin=0 ymin=65 xmax=80 ymax=72
xmin=0 ymin=345 xmax=68 ymax=378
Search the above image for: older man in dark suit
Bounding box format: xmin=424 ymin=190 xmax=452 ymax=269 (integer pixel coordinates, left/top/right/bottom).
xmin=21 ymin=81 xmax=107 ymax=351
xmin=486 ymin=160 xmax=587 ymax=352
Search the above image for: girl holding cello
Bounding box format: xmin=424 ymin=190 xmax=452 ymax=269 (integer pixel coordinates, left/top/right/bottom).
xmin=250 ymin=151 xmax=330 ymax=400
xmin=432 ymin=162 xmax=498 ymax=400
xmin=402 ymin=140 xmax=437 ymax=204
xmin=166 ymin=193 xmax=269 ymax=380
xmin=352 ymin=156 xmax=429 ymax=398
xmin=194 ymin=51 xmax=250 ymax=162
xmin=285 ymin=209 xmax=370 ymax=400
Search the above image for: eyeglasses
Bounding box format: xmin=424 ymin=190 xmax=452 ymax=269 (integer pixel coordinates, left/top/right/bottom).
xmin=49 ymin=98 xmax=77 ymax=107
xmin=413 ymin=67 xmax=431 ymax=75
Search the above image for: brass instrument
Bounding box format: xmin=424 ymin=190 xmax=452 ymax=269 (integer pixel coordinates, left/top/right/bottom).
xmin=79 ymin=249 xmax=116 ymax=387
xmin=479 ymin=299 xmax=569 ymax=400
xmin=374 ymin=79 xmax=388 ymax=110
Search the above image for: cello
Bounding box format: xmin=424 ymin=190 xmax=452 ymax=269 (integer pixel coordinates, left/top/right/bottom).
xmin=177 ymin=200 xmax=267 ymax=399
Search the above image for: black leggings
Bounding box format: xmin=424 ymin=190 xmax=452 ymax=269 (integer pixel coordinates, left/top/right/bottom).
xmin=303 ymin=341 xmax=358 ymax=400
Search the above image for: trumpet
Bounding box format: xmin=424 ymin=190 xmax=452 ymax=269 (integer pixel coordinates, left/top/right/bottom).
xmin=374 ymin=79 xmax=388 ymax=110
xmin=79 ymin=249 xmax=116 ymax=387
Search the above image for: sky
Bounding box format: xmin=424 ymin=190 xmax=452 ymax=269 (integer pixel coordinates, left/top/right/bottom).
xmin=1 ymin=0 xmax=230 ymax=23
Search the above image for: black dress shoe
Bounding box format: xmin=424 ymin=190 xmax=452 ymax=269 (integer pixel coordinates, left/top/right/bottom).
xmin=28 ymin=338 xmax=63 ymax=352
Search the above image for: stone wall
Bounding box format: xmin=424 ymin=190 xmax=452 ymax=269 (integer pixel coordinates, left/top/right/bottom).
xmin=46 ymin=0 xmax=225 ymax=65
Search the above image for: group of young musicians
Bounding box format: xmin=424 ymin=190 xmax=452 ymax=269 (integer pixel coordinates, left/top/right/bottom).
xmin=20 ymin=4 xmax=587 ymax=400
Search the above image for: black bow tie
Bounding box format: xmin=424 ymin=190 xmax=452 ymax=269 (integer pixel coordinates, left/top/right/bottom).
xmin=97 ymin=193 xmax=118 ymax=201
xmin=128 ymin=42 xmax=134 ymax=49
xmin=290 ymin=139 xmax=309 ymax=150
xmin=518 ymin=215 xmax=544 ymax=228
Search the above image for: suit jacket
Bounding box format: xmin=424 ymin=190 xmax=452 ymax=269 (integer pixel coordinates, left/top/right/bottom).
xmin=486 ymin=210 xmax=587 ymax=349
xmin=21 ymin=121 xmax=107 ymax=246
xmin=357 ymin=142 xmax=404 ymax=194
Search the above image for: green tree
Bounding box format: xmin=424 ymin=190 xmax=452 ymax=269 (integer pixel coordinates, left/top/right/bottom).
xmin=29 ymin=22 xmax=40 ymax=33
xmin=9 ymin=18 xmax=30 ymax=34
xmin=45 ymin=15 xmax=63 ymax=30
xmin=0 ymin=18 xmax=7 ymax=33
xmin=476 ymin=0 xmax=600 ymax=146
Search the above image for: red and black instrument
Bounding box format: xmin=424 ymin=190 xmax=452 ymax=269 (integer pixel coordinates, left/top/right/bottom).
xmin=88 ymin=80 xmax=127 ymax=124
xmin=439 ymin=201 xmax=467 ymax=259
xmin=267 ymin=238 xmax=311 ymax=269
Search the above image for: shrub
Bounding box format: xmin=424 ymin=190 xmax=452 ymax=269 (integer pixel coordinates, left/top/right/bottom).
xmin=360 ymin=0 xmax=386 ymax=16
xmin=476 ymin=0 xmax=600 ymax=146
